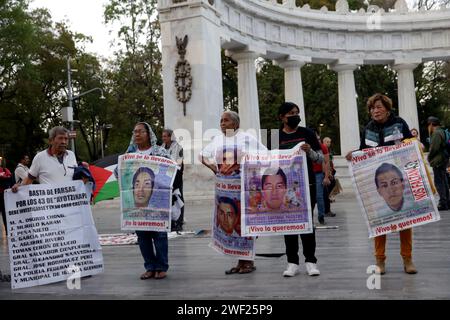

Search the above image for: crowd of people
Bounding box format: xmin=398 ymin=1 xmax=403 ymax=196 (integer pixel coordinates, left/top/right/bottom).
xmin=0 ymin=92 xmax=448 ymax=283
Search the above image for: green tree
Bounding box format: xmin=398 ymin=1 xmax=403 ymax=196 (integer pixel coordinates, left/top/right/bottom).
xmin=222 ymin=50 xmax=238 ymax=112
xmin=70 ymin=53 xmax=109 ymax=162
xmin=0 ymin=0 xmax=102 ymax=166
xmin=104 ymin=0 xmax=164 ymax=154
xmin=1 ymin=3 xmax=62 ymax=163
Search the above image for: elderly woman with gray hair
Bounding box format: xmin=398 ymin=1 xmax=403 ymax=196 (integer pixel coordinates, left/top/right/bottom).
xmin=200 ymin=111 xmax=267 ymax=274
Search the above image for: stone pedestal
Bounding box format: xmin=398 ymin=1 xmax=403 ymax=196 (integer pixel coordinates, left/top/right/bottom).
xmin=159 ymin=0 xmax=223 ymax=200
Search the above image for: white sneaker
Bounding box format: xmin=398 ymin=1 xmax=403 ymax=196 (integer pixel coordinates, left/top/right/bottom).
xmin=282 ymin=263 xmax=300 ymax=277
xmin=305 ymin=262 xmax=320 ymax=276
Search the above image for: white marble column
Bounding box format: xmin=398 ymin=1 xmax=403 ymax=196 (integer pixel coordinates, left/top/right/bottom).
xmin=226 ymin=50 xmax=261 ymax=136
xmin=331 ymin=64 xmax=360 ymax=154
xmin=275 ymin=59 xmax=308 ymax=127
xmin=393 ymin=63 xmax=419 ymax=131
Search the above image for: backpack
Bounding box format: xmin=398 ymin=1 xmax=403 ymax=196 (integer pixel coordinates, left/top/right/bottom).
xmin=443 ymin=128 xmax=450 ymax=158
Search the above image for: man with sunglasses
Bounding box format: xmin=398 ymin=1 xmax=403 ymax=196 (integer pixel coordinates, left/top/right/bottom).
xmin=12 ymin=126 xmax=77 ymax=191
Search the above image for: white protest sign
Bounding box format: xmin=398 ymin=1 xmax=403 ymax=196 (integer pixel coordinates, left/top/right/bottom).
xmin=5 ymin=181 xmax=104 ymax=289
xmin=349 ymin=141 xmax=440 ymax=238
xmin=241 ymin=147 xmax=313 ymax=236
xmin=118 ymin=153 xmax=178 ymax=232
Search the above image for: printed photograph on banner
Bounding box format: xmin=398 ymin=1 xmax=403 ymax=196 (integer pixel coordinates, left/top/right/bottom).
xmin=210 ymin=176 xmax=255 ymax=260
xmin=216 ymin=146 xmax=242 ymax=176
xmin=4 ymin=181 xmax=104 ymax=289
xmin=241 ymin=148 xmax=313 ymax=236
xmin=349 ymin=141 xmax=440 ymax=238
xmin=118 ymin=154 xmax=177 ymax=232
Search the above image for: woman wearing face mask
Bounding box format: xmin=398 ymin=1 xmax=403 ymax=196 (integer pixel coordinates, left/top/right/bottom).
xmin=277 ymin=102 xmax=324 ymax=278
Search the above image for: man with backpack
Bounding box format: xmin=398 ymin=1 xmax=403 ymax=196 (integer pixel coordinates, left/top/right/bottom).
xmin=427 ymin=116 xmax=450 ymax=211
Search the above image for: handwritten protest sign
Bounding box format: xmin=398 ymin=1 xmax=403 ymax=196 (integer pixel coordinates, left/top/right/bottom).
xmin=118 ymin=153 xmax=177 ymax=232
xmin=211 ymin=176 xmax=255 ymax=260
xmin=4 ymin=181 xmax=103 ymax=289
xmin=349 ymin=141 xmax=440 ymax=238
xmin=240 ymin=147 xmax=313 ymax=236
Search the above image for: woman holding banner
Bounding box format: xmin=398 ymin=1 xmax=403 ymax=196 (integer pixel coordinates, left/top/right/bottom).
xmin=278 ymin=102 xmax=323 ymax=277
xmin=122 ymin=122 xmax=176 ymax=280
xmin=345 ymin=93 xmax=416 ymax=275
xmin=200 ymin=111 xmax=266 ymax=274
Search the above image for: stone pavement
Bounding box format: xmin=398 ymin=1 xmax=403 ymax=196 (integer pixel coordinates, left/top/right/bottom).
xmin=1 ymin=194 xmax=449 ymax=300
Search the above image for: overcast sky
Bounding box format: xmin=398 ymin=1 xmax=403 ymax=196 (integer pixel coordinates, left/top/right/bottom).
xmin=30 ymin=0 xmax=114 ymax=59
xmin=29 ymin=0 xmax=420 ymax=59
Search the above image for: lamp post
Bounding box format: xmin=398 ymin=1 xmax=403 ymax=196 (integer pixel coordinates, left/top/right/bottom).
xmin=63 ymin=57 xmax=105 ymax=154
xmin=98 ymin=124 xmax=113 ymax=159
xmin=319 ymin=123 xmax=325 ymax=137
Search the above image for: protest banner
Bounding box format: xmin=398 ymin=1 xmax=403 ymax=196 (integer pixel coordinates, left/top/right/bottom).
xmin=118 ymin=153 xmax=177 ymax=232
xmin=211 ymin=176 xmax=255 ymax=260
xmin=349 ymin=141 xmax=440 ymax=238
xmin=4 ymin=181 xmax=103 ymax=289
xmin=240 ymin=146 xmax=313 ymax=236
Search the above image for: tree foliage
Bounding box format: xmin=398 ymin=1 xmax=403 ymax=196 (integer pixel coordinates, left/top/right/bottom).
xmin=1 ymin=0 xmax=449 ymax=168
xmin=103 ymin=0 xmax=164 ymax=154
xmin=0 ymin=0 xmax=90 ymax=166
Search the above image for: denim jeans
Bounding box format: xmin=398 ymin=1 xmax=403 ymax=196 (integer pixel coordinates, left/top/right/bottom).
xmin=136 ymin=231 xmax=169 ymax=272
xmin=315 ymin=172 xmax=325 ymax=219
xmin=433 ymin=166 xmax=450 ymax=208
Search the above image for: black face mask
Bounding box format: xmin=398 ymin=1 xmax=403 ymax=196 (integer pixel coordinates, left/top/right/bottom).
xmin=286 ymin=115 xmax=301 ymax=128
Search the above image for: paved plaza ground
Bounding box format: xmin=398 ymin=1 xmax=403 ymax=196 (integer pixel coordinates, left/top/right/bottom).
xmin=1 ymin=193 xmax=449 ymax=300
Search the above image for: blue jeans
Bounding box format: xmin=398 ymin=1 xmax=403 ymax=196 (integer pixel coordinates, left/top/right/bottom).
xmin=136 ymin=231 xmax=169 ymax=272
xmin=315 ymin=172 xmax=325 ymax=219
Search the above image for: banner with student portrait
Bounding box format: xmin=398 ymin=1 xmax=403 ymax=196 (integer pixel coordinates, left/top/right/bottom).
xmin=211 ymin=176 xmax=255 ymax=260
xmin=4 ymin=181 xmax=104 ymax=289
xmin=118 ymin=154 xmax=178 ymax=232
xmin=349 ymin=141 xmax=440 ymax=238
xmin=240 ymin=146 xmax=313 ymax=236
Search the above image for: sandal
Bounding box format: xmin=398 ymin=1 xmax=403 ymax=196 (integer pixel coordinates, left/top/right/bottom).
xmin=239 ymin=262 xmax=256 ymax=274
xmin=154 ymin=271 xmax=167 ymax=279
xmin=140 ymin=271 xmax=155 ymax=280
xmin=225 ymin=267 xmax=240 ymax=275
xmin=225 ymin=261 xmax=243 ymax=275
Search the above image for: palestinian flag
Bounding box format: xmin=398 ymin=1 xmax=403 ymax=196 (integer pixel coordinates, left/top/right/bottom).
xmin=90 ymin=154 xmax=120 ymax=204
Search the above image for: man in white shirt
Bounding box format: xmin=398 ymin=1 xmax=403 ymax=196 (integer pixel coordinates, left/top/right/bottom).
xmin=14 ymin=154 xmax=30 ymax=183
xmin=12 ymin=126 xmax=77 ymax=191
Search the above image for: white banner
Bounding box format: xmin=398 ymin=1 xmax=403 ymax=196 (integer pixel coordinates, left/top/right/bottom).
xmin=118 ymin=154 xmax=178 ymax=232
xmin=211 ymin=176 xmax=255 ymax=260
xmin=349 ymin=141 xmax=440 ymax=238
xmin=5 ymin=181 xmax=104 ymax=289
xmin=240 ymin=147 xmax=313 ymax=236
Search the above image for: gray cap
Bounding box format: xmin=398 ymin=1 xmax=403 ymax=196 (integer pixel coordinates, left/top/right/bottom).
xmin=427 ymin=116 xmax=440 ymax=126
